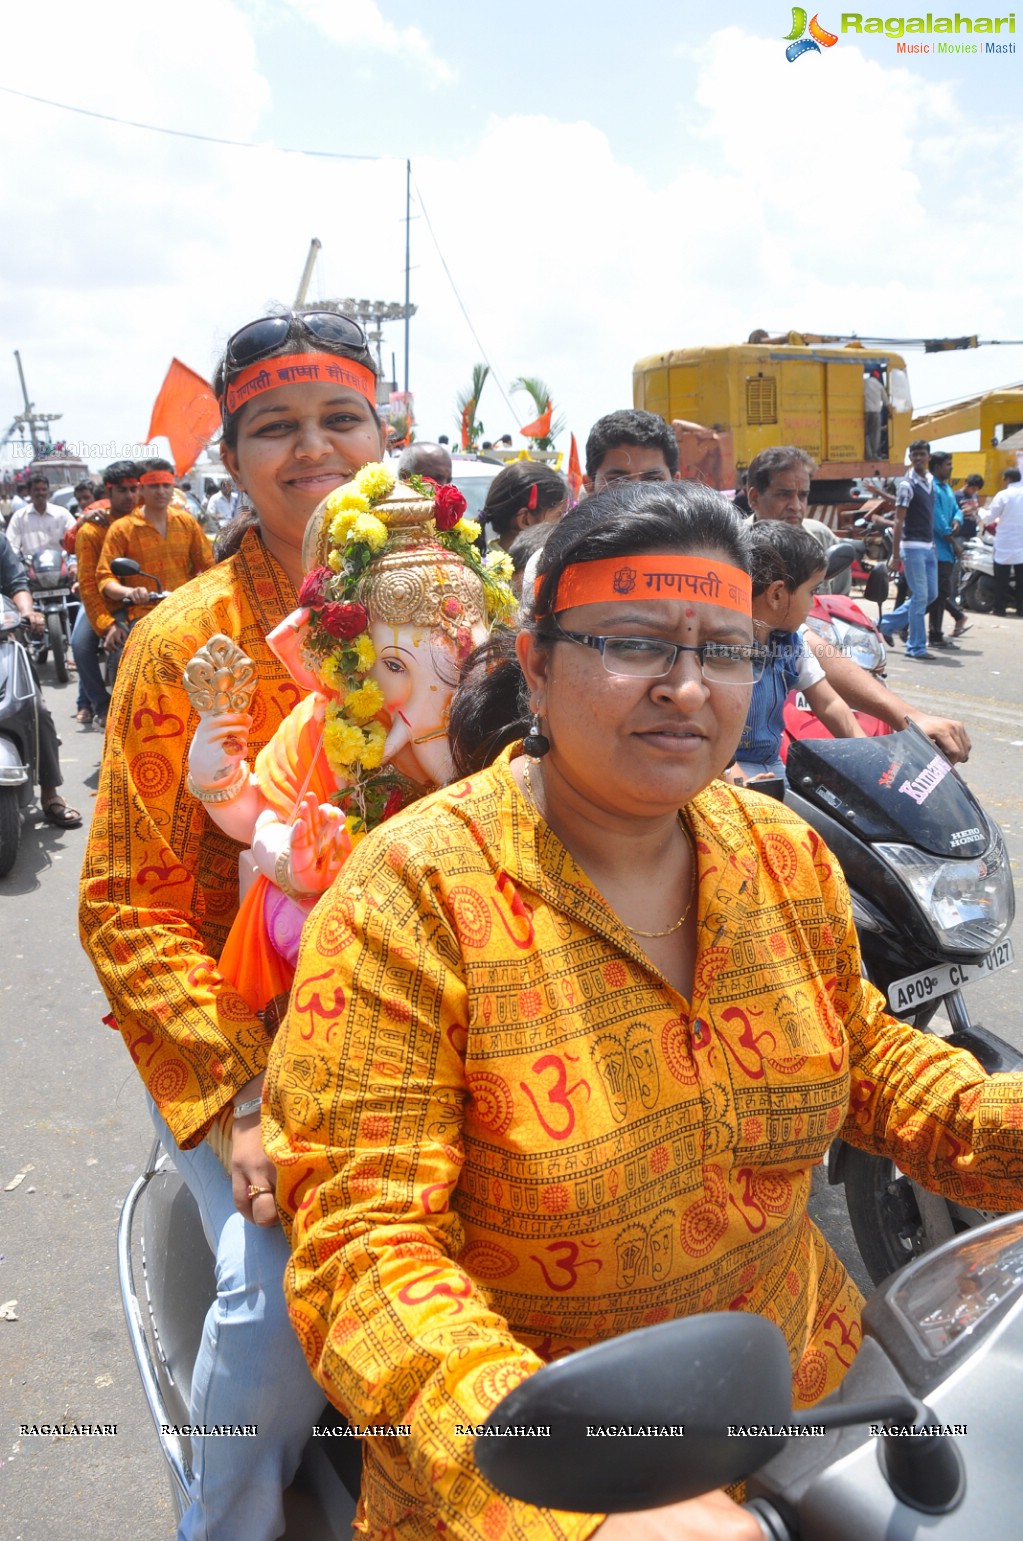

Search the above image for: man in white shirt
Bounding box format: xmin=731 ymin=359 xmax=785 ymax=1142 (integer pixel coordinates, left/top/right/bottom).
xmin=863 ymin=369 xmax=891 ymax=459
xmin=984 ymin=467 xmax=1023 ymax=616
xmin=205 ymin=477 xmax=238 ymax=527
xmin=6 ymin=474 xmax=76 ymax=557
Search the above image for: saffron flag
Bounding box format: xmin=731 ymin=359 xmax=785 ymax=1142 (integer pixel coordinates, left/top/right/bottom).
xmin=146 ymin=359 xmax=221 ymax=476
xmin=520 ymin=399 xmax=553 ymax=440
xmin=567 ymin=433 xmax=585 ymax=501
xmin=460 ymin=402 xmax=472 ymax=451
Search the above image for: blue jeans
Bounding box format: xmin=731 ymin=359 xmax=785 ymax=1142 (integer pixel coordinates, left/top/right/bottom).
xmin=882 ymin=545 xmax=938 ymax=656
xmin=70 ymin=606 xmax=110 ymax=717
xmin=148 ymin=1102 xmax=327 ymax=1541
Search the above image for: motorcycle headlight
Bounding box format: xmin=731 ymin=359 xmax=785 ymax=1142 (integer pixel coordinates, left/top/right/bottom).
xmin=887 ymin=1214 xmax=1023 ymax=1358
xmin=805 ymin=614 xmax=886 ymax=673
xmin=874 ymin=838 xmax=1014 ymax=953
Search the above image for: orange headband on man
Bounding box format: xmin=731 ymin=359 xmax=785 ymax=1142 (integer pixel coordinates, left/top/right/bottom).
xmin=552 ymin=556 xmax=752 ymax=616
xmin=139 ymin=471 xmax=175 ymax=486
xmin=223 ymin=352 xmax=377 ymax=415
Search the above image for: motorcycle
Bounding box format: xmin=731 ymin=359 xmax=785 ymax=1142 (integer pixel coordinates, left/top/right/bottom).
xmin=959 ymin=531 xmax=999 ymax=614
xmin=477 ymin=1210 xmax=1023 ymax=1538
xmin=119 ymin=1137 xmax=361 ymax=1537
xmin=25 ymin=544 xmax=77 ymax=684
xmin=0 ymin=597 xmax=41 ymax=877
xmin=101 ymin=556 xmax=170 ymax=687
xmin=785 ymin=724 xmax=1020 ymax=1284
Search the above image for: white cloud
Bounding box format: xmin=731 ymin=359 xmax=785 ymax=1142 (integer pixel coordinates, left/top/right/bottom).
xmin=284 ymin=0 xmax=455 ymax=81
xmin=3 ymin=11 xmax=1023 ymax=476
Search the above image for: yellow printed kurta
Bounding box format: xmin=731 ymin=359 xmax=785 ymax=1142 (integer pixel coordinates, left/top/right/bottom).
xmin=96 ymin=506 xmax=213 ymax=622
xmin=79 ymin=531 xmax=301 ymax=1146
xmin=265 ymin=750 xmax=1023 ymax=1541
xmin=74 ymin=513 xmax=118 ymax=635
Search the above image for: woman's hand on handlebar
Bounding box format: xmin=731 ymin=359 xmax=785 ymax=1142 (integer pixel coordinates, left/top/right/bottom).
xmin=595 ymin=1490 xmax=767 ymax=1539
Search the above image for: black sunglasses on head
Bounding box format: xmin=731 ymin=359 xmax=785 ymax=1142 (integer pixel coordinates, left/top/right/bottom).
xmin=224 ymin=311 xmax=370 ymax=371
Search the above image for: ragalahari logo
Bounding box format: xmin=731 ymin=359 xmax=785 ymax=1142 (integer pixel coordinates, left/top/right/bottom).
xmin=784 ymin=8 xmax=839 ymax=59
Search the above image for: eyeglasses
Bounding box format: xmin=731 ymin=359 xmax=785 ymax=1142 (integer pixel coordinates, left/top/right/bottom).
xmin=549 ymin=619 xmax=766 ymax=684
xmin=224 ymin=311 xmax=370 ymax=371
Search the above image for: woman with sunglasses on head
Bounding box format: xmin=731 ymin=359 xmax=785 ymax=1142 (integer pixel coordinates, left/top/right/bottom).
xmin=265 ymin=479 xmax=1023 ymax=1540
xmin=80 ymin=310 xmax=386 ymax=1541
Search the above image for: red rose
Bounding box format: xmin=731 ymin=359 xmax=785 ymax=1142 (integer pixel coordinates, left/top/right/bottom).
xmin=434 ymin=482 xmax=467 ymax=531
xmin=298 ymin=566 xmax=332 ymax=608
xmin=319 ymin=601 xmax=369 ymax=640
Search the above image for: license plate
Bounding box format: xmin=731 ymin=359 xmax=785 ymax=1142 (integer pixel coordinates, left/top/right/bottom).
xmin=888 ymin=939 xmax=1016 ymax=1015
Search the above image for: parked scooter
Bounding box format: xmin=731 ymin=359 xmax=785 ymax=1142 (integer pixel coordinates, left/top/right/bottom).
xmin=119 ymin=1137 xmax=361 ymax=1536
xmin=785 ymin=724 xmax=1019 ymax=1283
xmin=25 ymin=544 xmax=77 ymax=683
xmin=477 ymin=1211 xmax=1023 ymax=1538
xmin=959 ymin=531 xmax=999 ymax=614
xmin=0 ymin=596 xmax=41 ymax=876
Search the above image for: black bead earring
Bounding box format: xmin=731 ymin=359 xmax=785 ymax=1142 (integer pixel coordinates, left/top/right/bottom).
xmin=522 ymin=710 xmax=550 ymax=759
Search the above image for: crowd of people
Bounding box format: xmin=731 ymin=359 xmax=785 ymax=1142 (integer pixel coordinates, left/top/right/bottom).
xmin=61 ymin=310 xmax=1023 ymax=1541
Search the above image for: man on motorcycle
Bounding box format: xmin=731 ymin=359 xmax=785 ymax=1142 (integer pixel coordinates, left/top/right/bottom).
xmin=71 ymin=460 xmax=141 ymax=724
xmin=5 ymin=474 xmax=76 ymax=558
xmin=0 ymin=529 xmax=81 ymax=827
xmin=96 ymin=458 xmax=213 ymax=621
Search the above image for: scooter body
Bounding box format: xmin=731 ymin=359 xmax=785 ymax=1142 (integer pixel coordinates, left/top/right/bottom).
xmin=119 ymin=1139 xmax=361 ymax=1536
xmin=959 ymin=531 xmax=998 ymax=613
xmin=0 ymin=597 xmax=41 ymax=876
xmin=477 ymin=1212 xmax=1023 ymax=1539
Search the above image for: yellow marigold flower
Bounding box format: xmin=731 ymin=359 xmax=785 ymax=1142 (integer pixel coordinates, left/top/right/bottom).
xmin=327 ymin=549 xmax=343 ymax=572
xmin=345 ymin=679 xmax=385 ymax=725
xmin=354 ymin=633 xmax=376 ymax=669
xmin=324 ymin=712 xmax=366 ymax=768
xmin=453 ymin=517 xmax=482 ymax=544
xmin=354 ymin=462 xmax=395 ymax=502
xmin=351 ymin=512 xmax=388 ymax=551
xmin=326 ymin=487 xmax=370 ymax=516
xmin=344 ymin=815 xmax=367 ymax=847
xmin=360 ymin=719 xmax=387 ymax=770
xmin=319 ymin=653 xmax=345 ymax=692
xmin=329 ymin=510 xmax=358 ymax=544
xmin=485 ymin=548 xmax=514 ymax=582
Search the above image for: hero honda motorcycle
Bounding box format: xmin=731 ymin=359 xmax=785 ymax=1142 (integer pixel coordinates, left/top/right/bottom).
xmin=785 ymin=724 xmax=1019 ymax=1284
xmin=477 ymin=1210 xmax=1023 ymax=1539
xmin=0 ymin=596 xmax=41 ymax=876
xmin=25 ymin=543 xmax=77 ymax=684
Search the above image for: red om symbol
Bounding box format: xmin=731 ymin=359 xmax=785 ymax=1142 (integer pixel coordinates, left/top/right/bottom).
xmin=136 ymin=855 xmax=193 ymax=894
xmin=717 ymin=1005 xmax=776 ymax=1081
xmin=291 ymin=969 xmax=346 ymax=1040
xmin=528 ymin=1240 xmax=604 ymax=1293
xmin=398 ymin=1269 xmax=474 ymax=1314
xmin=494 ymin=870 xmax=535 ymax=950
xmin=133 ymin=694 xmax=186 ymax=742
xmin=520 ymin=1053 xmax=591 ymax=1140
xmin=728 ymin=1168 xmax=767 ymax=1234
xmin=127 ymin=1023 xmax=160 ymax=1067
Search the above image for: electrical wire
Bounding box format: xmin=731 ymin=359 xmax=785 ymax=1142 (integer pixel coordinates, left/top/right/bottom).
xmin=0 ymin=84 xmax=385 ymax=161
xmin=409 ymin=172 xmax=521 ymax=428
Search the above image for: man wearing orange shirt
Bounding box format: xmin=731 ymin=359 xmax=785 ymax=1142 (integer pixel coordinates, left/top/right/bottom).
xmin=71 ymin=460 xmax=141 ymax=724
xmin=97 ymin=458 xmax=213 ymax=629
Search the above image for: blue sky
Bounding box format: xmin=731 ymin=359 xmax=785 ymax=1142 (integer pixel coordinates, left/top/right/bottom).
xmin=2 ymin=0 xmax=1022 ymax=470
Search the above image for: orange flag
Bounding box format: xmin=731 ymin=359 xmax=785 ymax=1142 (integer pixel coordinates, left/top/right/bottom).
xmin=146 ymin=359 xmax=221 ymax=475
xmin=460 ymin=402 xmax=472 ymax=451
xmin=520 ymin=398 xmax=553 ymax=439
xmin=567 ymin=433 xmax=584 ymax=501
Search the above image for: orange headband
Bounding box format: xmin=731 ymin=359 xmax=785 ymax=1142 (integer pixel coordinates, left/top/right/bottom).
xmin=223 ymin=352 xmax=377 ymax=415
xmin=552 ymin=556 xmax=752 ymax=615
xmin=139 ymin=471 xmax=175 ymax=486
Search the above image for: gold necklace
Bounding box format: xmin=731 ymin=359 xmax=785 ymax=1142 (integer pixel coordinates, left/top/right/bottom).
xmin=520 ymin=758 xmax=698 ymax=939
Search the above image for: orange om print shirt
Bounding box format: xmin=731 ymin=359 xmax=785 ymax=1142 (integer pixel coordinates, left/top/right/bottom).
xmin=80 ymin=531 xmax=302 ymax=1146
xmin=265 ymin=752 xmax=1023 ymax=1541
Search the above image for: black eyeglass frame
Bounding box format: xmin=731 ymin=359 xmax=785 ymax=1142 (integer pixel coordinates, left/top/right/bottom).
xmin=547 ymin=617 xmax=767 ymax=683
xmin=224 ymin=311 xmax=371 ymax=372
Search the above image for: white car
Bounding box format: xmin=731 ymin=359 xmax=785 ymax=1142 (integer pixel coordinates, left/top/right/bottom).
xmin=448 ymin=456 xmax=506 ymax=521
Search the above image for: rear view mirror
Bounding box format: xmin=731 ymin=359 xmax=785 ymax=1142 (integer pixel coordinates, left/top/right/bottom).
xmin=474 ymin=1312 xmax=794 ymax=1512
xmin=110 ymin=557 xmax=142 ymax=578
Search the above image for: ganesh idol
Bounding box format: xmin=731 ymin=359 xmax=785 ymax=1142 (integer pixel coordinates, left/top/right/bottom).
xmin=182 ymin=462 xmax=515 ymax=1024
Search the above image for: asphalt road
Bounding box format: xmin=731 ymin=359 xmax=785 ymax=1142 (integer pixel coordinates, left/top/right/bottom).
xmin=2 ymin=609 xmax=1021 ymax=1538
